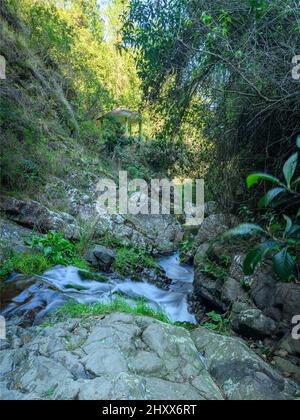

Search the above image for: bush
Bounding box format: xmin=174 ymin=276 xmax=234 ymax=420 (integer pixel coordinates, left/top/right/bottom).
xmin=25 ymin=231 xmax=88 ymax=269
xmin=224 ymin=138 xmax=300 ymax=281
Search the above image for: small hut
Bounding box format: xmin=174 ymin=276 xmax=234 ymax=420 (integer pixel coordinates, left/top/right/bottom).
xmin=96 ymin=108 xmax=143 ymax=140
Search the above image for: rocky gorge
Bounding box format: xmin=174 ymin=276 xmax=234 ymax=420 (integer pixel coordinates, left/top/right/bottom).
xmin=0 ymin=184 xmax=300 ymax=399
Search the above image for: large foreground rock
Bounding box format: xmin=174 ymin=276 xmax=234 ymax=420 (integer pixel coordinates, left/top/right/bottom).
xmin=0 ymin=313 xmax=298 ymax=400
xmin=0 ymin=313 xmax=223 ymax=400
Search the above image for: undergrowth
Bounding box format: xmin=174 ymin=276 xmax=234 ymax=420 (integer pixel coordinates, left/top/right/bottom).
xmin=45 ymin=296 xmax=196 ymax=331
xmin=115 ymin=247 xmax=160 ymax=277
xmin=0 ymin=250 xmax=51 ymax=280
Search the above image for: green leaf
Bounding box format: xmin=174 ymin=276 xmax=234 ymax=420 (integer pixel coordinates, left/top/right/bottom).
xmin=273 ymin=248 xmax=295 ymax=281
xmin=258 ymin=187 xmax=285 ymax=208
xmin=246 ymin=173 xmax=282 ymax=189
xmin=269 ymin=223 xmax=281 ymax=233
xmin=297 ymin=134 xmax=300 ymax=148
xmin=283 ymin=214 xmax=293 ymax=232
xmin=283 ymin=215 xmax=293 ymax=237
xmin=223 ymin=223 xmax=265 ymax=238
xmin=292 ymin=177 xmax=300 ymax=188
xmin=287 ymin=225 xmax=300 ymax=237
xmin=297 ymin=209 xmax=300 ymax=219
xmin=283 ymin=153 xmax=298 ymax=187
xmin=243 ymin=241 xmax=279 ymax=275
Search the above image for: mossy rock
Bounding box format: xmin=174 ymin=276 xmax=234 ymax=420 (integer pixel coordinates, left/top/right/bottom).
xmin=78 ymin=270 xmax=108 ymax=283
xmin=65 ymin=284 xmax=88 ymax=291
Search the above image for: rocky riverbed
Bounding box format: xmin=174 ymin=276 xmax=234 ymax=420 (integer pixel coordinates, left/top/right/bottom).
xmin=1 ymin=312 xmax=299 ymax=400
xmin=1 ymin=191 xmax=300 ymax=399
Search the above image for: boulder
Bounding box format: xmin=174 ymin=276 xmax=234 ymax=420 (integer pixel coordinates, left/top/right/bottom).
xmin=0 ymin=196 xmax=79 ymax=240
xmin=221 ymin=277 xmax=248 ymax=305
xmin=85 ymin=245 xmax=116 ymax=272
xmin=274 ymin=357 xmax=300 ymax=384
xmin=0 ymin=218 xmax=34 ymax=256
xmin=191 ymin=328 xmax=299 ymax=400
xmin=204 ymin=202 xmax=219 ymax=217
xmin=193 ymin=272 xmax=227 ymax=312
xmin=0 ymin=313 xmax=223 ymax=400
xmin=279 ymin=335 xmax=300 ymax=358
xmin=231 ymin=308 xmax=277 ymax=339
xmin=194 ymin=243 xmax=210 ymax=267
xmin=1 ymin=313 xmax=299 ymax=400
xmin=195 ymin=214 xmax=237 ymax=245
xmin=274 ymin=283 xmax=300 ymax=322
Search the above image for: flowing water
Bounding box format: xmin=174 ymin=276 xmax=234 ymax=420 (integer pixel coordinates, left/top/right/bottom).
xmin=0 ymin=253 xmax=196 ymax=324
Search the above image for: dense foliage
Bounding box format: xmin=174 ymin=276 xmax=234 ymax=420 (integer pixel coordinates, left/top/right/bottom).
xmin=225 ymin=138 xmax=300 ymax=281
xmin=123 ymin=0 xmax=300 ymax=207
xmin=0 ymin=0 xmax=142 ymax=192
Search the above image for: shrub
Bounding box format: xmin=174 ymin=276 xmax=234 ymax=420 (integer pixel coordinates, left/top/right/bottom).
xmin=224 ymin=138 xmax=300 ymax=281
xmin=25 ymin=231 xmax=88 ymax=269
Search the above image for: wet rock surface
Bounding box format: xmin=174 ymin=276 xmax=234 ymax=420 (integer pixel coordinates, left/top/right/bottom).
xmin=0 ymin=313 xmax=298 ymax=400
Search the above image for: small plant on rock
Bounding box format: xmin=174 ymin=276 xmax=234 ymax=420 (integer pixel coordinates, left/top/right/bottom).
xmin=115 ymin=246 xmax=160 ymax=277
xmin=202 ymin=311 xmax=230 ymax=336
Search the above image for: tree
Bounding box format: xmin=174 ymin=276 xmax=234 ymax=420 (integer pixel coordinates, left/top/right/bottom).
xmin=123 ymin=0 xmax=300 ymax=207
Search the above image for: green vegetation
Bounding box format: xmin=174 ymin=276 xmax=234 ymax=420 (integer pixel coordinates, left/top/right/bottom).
xmin=56 ymin=296 xmax=171 ymax=324
xmin=225 ymin=139 xmax=300 ymax=282
xmin=0 ymin=249 xmax=51 ymax=281
xmin=123 ymin=0 xmax=300 ymax=206
xmin=0 ymin=0 xmax=143 ymax=197
xmin=201 ymin=311 xmax=231 ymax=336
xmin=45 ymin=296 xmax=196 ymax=330
xmin=25 ymin=231 xmax=89 ymax=270
xmin=199 ymin=254 xmax=231 ymax=280
xmin=0 ymin=230 xmax=91 ymax=281
xmin=115 ymin=246 xmax=160 ymax=277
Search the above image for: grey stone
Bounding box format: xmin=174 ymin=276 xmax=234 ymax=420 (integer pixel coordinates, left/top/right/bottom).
xmin=83 ymin=347 xmax=128 ymax=377
xmin=221 ymin=277 xmax=248 ymax=305
xmin=0 ymin=382 xmax=27 ymax=400
xmin=231 ymin=309 xmax=277 ymax=339
xmin=15 ymin=356 xmax=74 ymax=395
xmin=1 ymin=313 xmax=298 ymax=400
xmin=204 ymin=202 xmax=219 ymax=217
xmin=85 ymin=245 xmax=116 ymax=272
xmin=274 ymin=357 xmax=300 ymax=383
xmin=130 ymin=351 xmax=164 ymax=376
xmin=274 ymin=283 xmax=300 ymax=322
xmin=279 ymin=335 xmax=300 ymax=357
xmin=144 ymin=377 xmax=206 ymax=400
xmin=0 ymin=196 xmax=79 ymax=240
xmin=195 ymin=214 xmax=237 ymax=245
xmin=194 ymin=243 xmax=210 ymax=267
xmin=193 ymin=271 xmax=227 ymax=312
xmin=191 ymin=328 xmax=297 ymax=400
